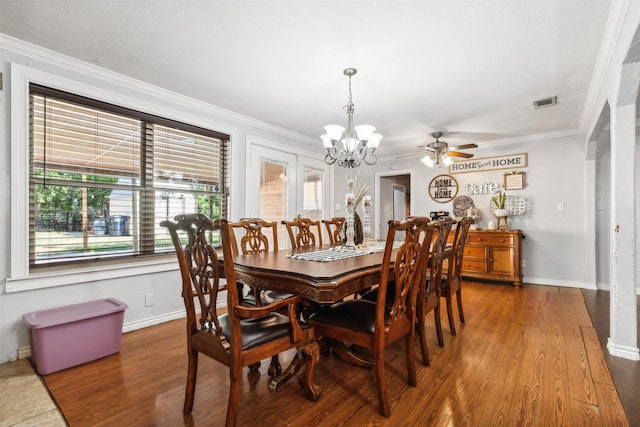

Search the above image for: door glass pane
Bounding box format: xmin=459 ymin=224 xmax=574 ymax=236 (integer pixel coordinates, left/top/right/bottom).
xmin=259 ymin=159 xmax=287 ymax=248
xmin=301 ymin=167 xmax=323 ymax=221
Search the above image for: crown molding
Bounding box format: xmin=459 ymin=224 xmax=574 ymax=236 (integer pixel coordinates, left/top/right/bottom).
xmin=0 ymin=34 xmax=318 ymax=147
xmin=579 ymin=1 xmax=633 ymax=136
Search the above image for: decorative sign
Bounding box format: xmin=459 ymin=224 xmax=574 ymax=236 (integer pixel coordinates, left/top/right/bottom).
xmin=449 ymin=153 xmax=528 ymax=174
xmin=504 ymin=171 xmax=525 ymax=190
xmin=429 ymin=174 xmax=458 ymax=203
xmin=465 ymin=182 xmax=500 ymax=195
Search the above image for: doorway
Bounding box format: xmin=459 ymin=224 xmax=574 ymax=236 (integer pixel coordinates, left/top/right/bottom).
xmin=375 ymin=171 xmax=413 ymax=240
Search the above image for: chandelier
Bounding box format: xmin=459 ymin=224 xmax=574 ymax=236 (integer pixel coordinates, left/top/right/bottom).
xmin=321 ymin=68 xmax=382 ymax=168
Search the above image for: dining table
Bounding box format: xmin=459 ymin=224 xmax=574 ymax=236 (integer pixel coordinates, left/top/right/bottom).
xmin=233 ymin=243 xmax=393 ymax=305
xmin=233 ymin=243 xmax=395 ymax=388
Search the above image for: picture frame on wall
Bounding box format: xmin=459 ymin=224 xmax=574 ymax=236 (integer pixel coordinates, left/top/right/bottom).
xmin=504 ymin=171 xmax=525 ymax=190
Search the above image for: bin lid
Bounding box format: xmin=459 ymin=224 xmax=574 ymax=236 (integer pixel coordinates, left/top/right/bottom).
xmin=23 ymin=298 xmax=128 ymax=329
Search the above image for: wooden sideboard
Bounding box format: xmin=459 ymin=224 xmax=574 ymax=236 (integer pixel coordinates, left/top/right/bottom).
xmin=453 ymin=229 xmax=523 ymax=286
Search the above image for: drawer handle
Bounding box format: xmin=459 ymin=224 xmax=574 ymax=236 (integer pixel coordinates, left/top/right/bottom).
xmin=501 ymin=239 xmax=506 ymax=242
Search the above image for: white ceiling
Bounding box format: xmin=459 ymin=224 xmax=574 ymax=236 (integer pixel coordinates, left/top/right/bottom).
xmin=0 ymin=0 xmax=612 ymax=159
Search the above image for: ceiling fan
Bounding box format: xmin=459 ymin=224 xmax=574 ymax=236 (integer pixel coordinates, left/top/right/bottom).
xmin=398 ymin=131 xmax=478 ymax=167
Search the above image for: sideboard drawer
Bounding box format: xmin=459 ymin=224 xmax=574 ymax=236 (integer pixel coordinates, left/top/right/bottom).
xmin=461 ymin=259 xmax=486 ymax=273
xmin=468 ymin=234 xmax=514 ymax=247
xmin=463 ymin=245 xmax=485 ymax=258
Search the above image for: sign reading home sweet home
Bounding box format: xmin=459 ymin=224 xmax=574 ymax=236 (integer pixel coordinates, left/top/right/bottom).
xmin=449 ymin=153 xmax=528 ymax=174
xmin=429 ymin=174 xmax=458 ymax=203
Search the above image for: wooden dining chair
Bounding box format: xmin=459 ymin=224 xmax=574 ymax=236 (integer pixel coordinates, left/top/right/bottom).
xmin=282 ymin=217 xmax=323 ymax=248
xmin=161 ymin=214 xmax=320 ymax=427
xmin=322 ymin=217 xmax=345 ymax=246
xmin=416 ymin=217 xmax=452 ymax=366
xmin=440 ymin=216 xmax=474 ymax=335
xmin=227 ymin=218 xmax=291 ymax=307
xmin=309 ymin=218 xmax=435 ymax=417
xmin=360 ymin=216 xmax=451 ymax=363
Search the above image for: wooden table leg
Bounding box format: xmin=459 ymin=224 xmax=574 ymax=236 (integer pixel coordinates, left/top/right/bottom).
xmin=329 ymin=339 xmax=374 ymax=369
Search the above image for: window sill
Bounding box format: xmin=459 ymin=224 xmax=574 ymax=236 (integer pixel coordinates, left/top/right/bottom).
xmin=5 ymin=257 xmax=178 ymax=293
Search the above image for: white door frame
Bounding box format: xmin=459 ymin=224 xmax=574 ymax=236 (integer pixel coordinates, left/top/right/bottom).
xmin=374 ymin=169 xmax=414 ymax=240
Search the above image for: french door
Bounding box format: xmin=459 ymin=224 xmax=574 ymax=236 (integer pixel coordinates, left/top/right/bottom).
xmin=246 ymin=144 xmax=330 ymax=248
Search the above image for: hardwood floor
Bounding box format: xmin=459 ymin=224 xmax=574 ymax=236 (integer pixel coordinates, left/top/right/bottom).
xmin=43 ymin=281 xmax=629 ymax=426
xmin=581 ymin=289 xmax=640 ymax=425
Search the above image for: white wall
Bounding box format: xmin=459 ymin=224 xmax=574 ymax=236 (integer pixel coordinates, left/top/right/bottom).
xmin=365 ymin=133 xmax=591 ymax=288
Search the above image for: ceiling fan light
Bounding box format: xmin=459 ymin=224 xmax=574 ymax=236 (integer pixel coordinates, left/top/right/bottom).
xmin=354 ymin=124 xmax=376 ymax=141
xmin=443 ymin=156 xmax=453 ymax=166
xmin=367 ymin=133 xmax=383 ymax=149
xmin=324 ymin=125 xmax=345 ymax=141
xmin=421 ymin=155 xmax=435 ymax=167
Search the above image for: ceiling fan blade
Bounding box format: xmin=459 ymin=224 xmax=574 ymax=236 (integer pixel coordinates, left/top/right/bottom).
xmin=416 ymin=144 xmax=437 ymax=150
xmin=449 ymin=143 xmax=478 ymax=150
xmin=448 ymin=151 xmax=474 ymax=158
xmin=396 ymin=151 xmax=428 ymax=159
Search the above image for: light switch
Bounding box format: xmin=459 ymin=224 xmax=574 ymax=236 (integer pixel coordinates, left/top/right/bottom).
xmin=557 ymin=202 xmax=564 ymax=212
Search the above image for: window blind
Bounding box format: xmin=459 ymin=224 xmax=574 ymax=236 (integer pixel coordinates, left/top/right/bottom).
xmin=29 ymin=84 xmax=229 ymax=267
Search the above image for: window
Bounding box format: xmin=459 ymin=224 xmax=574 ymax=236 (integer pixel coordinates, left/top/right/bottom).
xmin=29 ymin=84 xmax=229 ymax=267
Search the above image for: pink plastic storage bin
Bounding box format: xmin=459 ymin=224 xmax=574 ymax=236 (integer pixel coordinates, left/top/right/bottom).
xmin=23 ymin=298 xmax=128 ymax=375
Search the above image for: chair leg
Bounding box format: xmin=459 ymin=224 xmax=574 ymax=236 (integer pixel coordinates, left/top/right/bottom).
xmin=446 ymin=294 xmax=457 ymax=336
xmin=405 ymin=333 xmax=417 ymax=386
xmin=434 ymin=304 xmax=444 ymax=347
xmin=457 ymin=288 xmax=465 ymax=323
xmin=268 ymin=355 xmax=282 ymax=377
xmin=417 ymin=316 xmax=431 ymax=366
xmin=183 ymin=350 xmax=198 ymax=414
xmin=299 ymin=341 xmax=322 ymax=401
xmin=226 ymin=364 xmax=243 ymax=427
xmin=416 ymin=304 xmax=430 ymax=366
xmin=374 ymin=342 xmax=390 ymax=417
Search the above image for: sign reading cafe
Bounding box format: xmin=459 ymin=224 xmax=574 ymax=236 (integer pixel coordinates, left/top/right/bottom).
xmin=449 ymin=153 xmax=528 ymax=174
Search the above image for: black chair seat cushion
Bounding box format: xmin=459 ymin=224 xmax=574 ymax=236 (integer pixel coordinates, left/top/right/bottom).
xmin=309 ymin=299 xmax=390 ymax=335
xmin=360 ymin=283 xmax=396 ymax=305
xmin=218 ymin=313 xmax=310 ymax=351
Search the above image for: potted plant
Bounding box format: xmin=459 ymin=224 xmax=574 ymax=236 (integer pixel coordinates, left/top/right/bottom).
xmin=492 ymin=190 xmax=509 ymax=217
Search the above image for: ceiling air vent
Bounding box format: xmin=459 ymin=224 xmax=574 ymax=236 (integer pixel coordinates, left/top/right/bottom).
xmin=533 ymin=96 xmax=558 ymax=109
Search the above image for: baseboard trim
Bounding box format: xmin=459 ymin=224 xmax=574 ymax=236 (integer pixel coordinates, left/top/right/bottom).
xmin=522 ymin=277 xmax=597 ymax=290
xmin=607 ymin=338 xmax=640 ymax=361
xmin=122 ymin=310 xmax=186 ymax=333
xmin=121 ymin=299 xmax=227 ymax=333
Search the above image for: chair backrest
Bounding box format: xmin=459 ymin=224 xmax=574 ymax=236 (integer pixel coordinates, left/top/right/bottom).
xmin=161 ymin=214 xmax=226 ymax=337
xmin=322 ymin=217 xmax=345 ymax=245
xmin=282 ymin=217 xmax=323 ymax=248
xmin=403 ymin=216 xmax=452 ymax=295
xmin=377 ymin=218 xmax=436 ymax=330
xmin=427 ymin=218 xmax=453 ymax=294
xmin=448 ymin=217 xmax=474 ymax=279
xmin=228 ymin=218 xmax=279 ymax=255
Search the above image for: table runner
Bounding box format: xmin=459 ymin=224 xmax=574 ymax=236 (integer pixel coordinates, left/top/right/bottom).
xmin=287 ymin=246 xmax=381 ymax=262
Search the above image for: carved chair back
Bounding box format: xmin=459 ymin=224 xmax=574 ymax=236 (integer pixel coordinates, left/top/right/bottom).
xmin=282 ymin=217 xmax=323 ymax=248
xmin=322 ymin=217 xmax=345 ymax=246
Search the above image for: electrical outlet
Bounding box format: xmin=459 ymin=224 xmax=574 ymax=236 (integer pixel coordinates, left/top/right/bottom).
xmin=521 ymin=259 xmax=526 ymax=268
xmin=145 ymin=293 xmax=155 ymax=307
